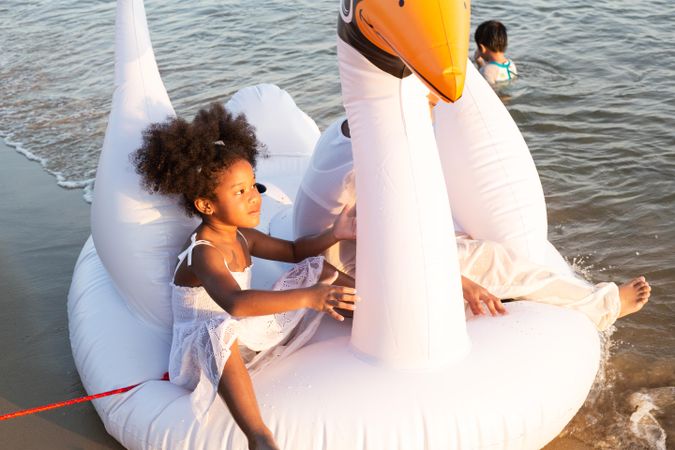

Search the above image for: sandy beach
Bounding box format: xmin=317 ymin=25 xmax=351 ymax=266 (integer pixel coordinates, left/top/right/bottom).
xmin=0 ymin=140 xmax=122 ymax=449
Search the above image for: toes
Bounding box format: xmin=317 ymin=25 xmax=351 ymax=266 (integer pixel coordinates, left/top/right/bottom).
xmin=634 ymin=277 xmax=650 ymax=291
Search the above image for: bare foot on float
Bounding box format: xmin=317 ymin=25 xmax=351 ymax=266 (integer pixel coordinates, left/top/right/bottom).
xmin=618 ymin=276 xmax=651 ymax=318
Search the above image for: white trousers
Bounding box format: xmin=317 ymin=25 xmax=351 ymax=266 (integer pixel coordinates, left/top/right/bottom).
xmin=455 ymin=234 xmax=621 ymax=331
xmin=333 ymin=234 xmax=620 ymax=331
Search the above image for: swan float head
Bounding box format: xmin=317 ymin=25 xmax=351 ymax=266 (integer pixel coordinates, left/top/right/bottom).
xmin=339 ymin=0 xmax=471 ymax=102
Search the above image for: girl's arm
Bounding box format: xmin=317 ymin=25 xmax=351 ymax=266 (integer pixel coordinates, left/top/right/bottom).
xmin=241 ymin=205 xmax=356 ymax=263
xmin=191 ymin=245 xmax=358 ymax=320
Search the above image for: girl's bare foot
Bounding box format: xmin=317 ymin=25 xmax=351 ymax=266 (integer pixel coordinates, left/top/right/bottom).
xmin=618 ymin=276 xmax=651 ymax=318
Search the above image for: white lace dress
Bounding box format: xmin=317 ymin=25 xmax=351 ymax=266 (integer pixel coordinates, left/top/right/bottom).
xmin=168 ymin=232 xmax=325 ymax=418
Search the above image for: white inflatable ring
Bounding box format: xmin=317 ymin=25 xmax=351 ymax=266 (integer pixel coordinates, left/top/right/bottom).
xmin=69 ymin=1 xmax=601 ymax=448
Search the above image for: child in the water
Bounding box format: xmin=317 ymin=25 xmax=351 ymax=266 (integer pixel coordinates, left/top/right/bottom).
xmin=133 ymin=104 xmax=358 ymax=450
xmin=474 ymin=20 xmax=518 ymax=86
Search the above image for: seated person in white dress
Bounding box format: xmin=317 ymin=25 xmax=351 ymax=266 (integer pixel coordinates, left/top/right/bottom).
xmin=473 ymin=20 xmax=518 ymax=86
xmin=294 ymin=118 xmax=650 ymax=328
xmin=133 ymin=104 xmax=358 ymax=450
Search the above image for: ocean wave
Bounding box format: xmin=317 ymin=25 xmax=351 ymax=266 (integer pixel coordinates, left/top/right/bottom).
xmin=56 ymin=177 xmax=95 ymax=190
xmin=3 ymin=135 xmax=48 ymax=166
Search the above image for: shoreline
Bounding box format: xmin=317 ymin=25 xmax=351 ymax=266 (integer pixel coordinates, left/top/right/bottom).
xmin=0 ymin=139 xmax=121 ymax=449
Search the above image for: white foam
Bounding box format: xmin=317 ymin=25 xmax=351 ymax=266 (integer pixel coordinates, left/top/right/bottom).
xmin=569 ymin=254 xmax=595 ymax=281
xmin=58 ymin=177 xmax=96 ymax=204
xmin=628 ymin=389 xmax=671 ymax=450
xmin=57 ymin=178 xmax=94 ymax=190
xmin=2 ymin=135 xmax=93 ymax=204
xmin=83 ymin=180 xmax=94 ymax=204
xmin=3 ymin=135 xmax=48 ymax=166
xmin=583 ymin=324 xmax=616 ymax=405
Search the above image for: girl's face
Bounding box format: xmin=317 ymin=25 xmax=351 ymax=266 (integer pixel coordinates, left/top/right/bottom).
xmin=208 ymin=159 xmax=262 ymax=228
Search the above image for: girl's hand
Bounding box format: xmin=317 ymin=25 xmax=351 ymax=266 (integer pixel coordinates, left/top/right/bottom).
xmin=462 ymin=276 xmax=506 ymax=316
xmin=332 ymin=204 xmax=357 ymax=241
xmin=309 ymin=269 xmax=360 ymax=321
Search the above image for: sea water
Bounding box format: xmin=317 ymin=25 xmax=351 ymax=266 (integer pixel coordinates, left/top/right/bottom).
xmin=0 ymin=0 xmax=673 ymax=448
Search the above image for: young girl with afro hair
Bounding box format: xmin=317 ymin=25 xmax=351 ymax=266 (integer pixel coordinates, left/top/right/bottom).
xmin=133 ymin=103 xmax=358 ymax=450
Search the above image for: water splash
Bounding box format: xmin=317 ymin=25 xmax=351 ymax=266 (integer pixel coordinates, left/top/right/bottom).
xmin=569 ymin=255 xmax=595 ymax=281
xmin=629 ymin=387 xmax=675 ymax=450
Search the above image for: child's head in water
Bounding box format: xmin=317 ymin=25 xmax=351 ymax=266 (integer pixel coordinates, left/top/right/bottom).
xmin=474 ymin=20 xmax=508 ymax=57
xmin=132 ymin=103 xmax=266 ymax=223
xmin=473 ymin=20 xmax=517 ymax=85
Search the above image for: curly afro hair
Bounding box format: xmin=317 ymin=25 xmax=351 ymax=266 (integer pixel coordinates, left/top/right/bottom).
xmin=132 ymin=102 xmax=266 ymax=217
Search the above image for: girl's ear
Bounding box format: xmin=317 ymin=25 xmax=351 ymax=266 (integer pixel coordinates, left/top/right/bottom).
xmin=194 ymin=198 xmax=213 ymax=215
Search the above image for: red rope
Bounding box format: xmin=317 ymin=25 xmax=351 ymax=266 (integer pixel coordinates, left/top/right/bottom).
xmin=0 ymin=372 xmax=169 ymax=421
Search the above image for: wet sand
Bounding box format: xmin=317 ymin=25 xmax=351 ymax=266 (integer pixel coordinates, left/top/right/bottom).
xmin=0 ymin=141 xmax=122 ymax=449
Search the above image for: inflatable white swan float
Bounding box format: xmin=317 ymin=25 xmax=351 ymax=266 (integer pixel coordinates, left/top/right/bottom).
xmin=68 ymin=0 xmax=600 ymax=448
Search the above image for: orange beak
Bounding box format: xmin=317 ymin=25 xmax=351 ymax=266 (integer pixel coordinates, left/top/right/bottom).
xmin=354 ymin=0 xmax=471 ymax=102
